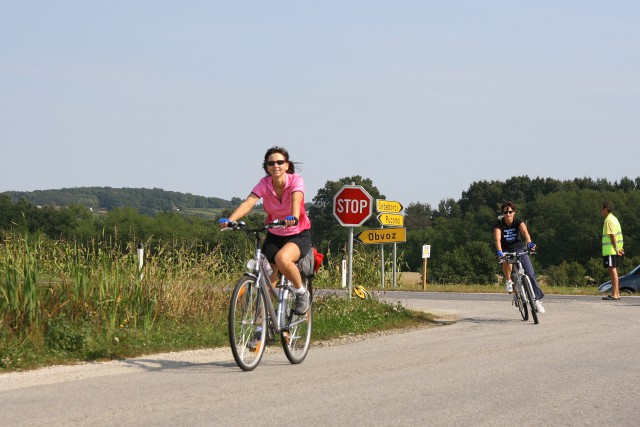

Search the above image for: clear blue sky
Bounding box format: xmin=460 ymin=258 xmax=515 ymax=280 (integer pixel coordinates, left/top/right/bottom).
xmin=2 ymin=1 xmax=639 ymax=208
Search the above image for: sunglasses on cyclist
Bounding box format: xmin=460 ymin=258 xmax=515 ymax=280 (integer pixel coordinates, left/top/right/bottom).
xmin=503 ymin=210 xmax=515 ymax=214
xmin=267 ymin=160 xmax=287 ymax=167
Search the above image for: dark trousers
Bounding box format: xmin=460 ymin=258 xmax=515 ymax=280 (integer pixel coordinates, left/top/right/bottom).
xmin=519 ymin=253 xmax=544 ymax=300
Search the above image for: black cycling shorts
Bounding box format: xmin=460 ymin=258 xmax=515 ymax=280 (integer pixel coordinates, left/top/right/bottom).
xmin=263 ymin=229 xmax=312 ymax=264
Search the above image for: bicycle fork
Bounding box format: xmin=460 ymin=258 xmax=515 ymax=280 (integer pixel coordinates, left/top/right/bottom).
xmin=276 ymin=285 xmax=290 ymax=331
xmin=276 ymin=278 xmax=305 ymax=333
xmin=513 ymin=266 xmax=528 ymax=303
xmin=269 ymin=274 xmax=297 ymax=333
xmin=512 ymin=283 xmax=524 ymax=306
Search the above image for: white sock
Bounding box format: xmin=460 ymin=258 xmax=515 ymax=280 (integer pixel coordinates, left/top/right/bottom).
xmin=293 ymin=286 xmax=306 ymax=295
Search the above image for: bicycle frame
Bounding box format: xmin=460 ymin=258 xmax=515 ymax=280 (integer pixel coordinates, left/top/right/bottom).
xmin=505 ymin=255 xmax=525 ymax=293
xmin=243 ymin=229 xmax=295 ymax=336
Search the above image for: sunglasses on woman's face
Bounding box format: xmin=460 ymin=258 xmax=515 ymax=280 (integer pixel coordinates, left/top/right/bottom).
xmin=267 ymin=160 xmax=286 ymax=167
xmin=503 ymin=210 xmax=514 ymax=214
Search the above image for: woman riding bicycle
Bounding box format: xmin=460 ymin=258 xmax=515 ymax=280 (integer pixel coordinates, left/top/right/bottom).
xmin=494 ymin=201 xmax=545 ymax=314
xmin=218 ymin=146 xmax=311 ymax=315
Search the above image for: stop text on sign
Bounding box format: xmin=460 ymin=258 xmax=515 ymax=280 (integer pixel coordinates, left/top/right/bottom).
xmin=333 ymin=185 xmax=373 ymax=227
xmin=336 ymin=199 xmax=369 ymax=214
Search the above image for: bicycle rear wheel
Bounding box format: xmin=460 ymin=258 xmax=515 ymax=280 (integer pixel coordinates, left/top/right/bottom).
xmin=281 ymin=279 xmax=313 ymax=364
xmin=522 ymin=274 xmax=539 ymax=324
xmin=229 ymin=275 xmax=267 ymax=371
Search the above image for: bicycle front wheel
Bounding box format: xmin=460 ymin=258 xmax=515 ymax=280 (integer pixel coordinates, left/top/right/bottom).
xmin=522 ymin=274 xmax=539 ymax=325
xmin=229 ymin=275 xmax=267 ymax=371
xmin=514 ymin=283 xmax=528 ymax=321
xmin=281 ymin=279 xmax=313 ymax=364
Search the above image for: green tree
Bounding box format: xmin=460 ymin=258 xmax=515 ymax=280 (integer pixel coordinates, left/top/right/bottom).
xmin=430 ymin=241 xmax=496 ymax=284
xmin=528 ymin=189 xmax=602 ymax=267
xmin=404 ymin=202 xmax=433 ymax=231
xmin=0 ymin=194 xmax=21 ymax=230
xmin=435 ymin=198 xmax=461 ymax=219
xmin=458 ymin=180 xmax=504 ymax=214
xmin=100 ymin=207 xmax=152 ymax=244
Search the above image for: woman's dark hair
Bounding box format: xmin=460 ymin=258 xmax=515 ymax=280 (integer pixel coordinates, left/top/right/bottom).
xmin=501 ymin=201 xmax=516 ymax=212
xmin=262 ymin=146 xmax=296 ymax=175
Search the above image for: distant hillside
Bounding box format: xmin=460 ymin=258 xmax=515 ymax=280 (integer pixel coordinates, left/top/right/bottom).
xmin=2 ymin=187 xmax=236 ymax=215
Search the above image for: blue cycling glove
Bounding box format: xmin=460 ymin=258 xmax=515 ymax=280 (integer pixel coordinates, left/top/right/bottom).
xmin=219 ymin=218 xmax=229 ymax=224
xmin=528 ymin=242 xmax=536 ymax=250
xmin=285 ymin=215 xmax=298 ymax=225
xmin=496 ymin=250 xmax=504 ymax=257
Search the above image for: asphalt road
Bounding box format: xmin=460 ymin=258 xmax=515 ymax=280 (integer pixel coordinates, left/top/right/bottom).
xmin=1 ymin=292 xmax=639 ymax=426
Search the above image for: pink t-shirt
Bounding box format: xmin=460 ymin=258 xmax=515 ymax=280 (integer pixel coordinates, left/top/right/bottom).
xmin=251 ymin=173 xmax=311 ymax=236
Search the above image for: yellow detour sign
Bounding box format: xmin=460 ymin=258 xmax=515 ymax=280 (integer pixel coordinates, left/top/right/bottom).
xmin=354 ymin=227 xmax=406 ymax=244
xmin=377 ymin=213 xmax=404 ymax=227
xmin=376 ymin=199 xmax=403 ymax=213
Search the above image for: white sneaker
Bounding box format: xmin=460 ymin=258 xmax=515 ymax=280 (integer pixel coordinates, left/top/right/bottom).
xmin=534 ymin=300 xmax=545 ymax=314
xmin=294 ymin=290 xmax=310 ymax=315
xmin=505 ymin=280 xmax=513 ymax=293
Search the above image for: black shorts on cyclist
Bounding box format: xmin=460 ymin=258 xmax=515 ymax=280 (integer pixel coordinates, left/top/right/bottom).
xmin=263 ymin=229 xmax=312 ymax=264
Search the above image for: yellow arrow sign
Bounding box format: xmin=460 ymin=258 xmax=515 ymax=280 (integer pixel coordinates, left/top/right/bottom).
xmin=354 ymin=228 xmax=406 ymax=244
xmin=376 ymin=199 xmax=403 ymax=213
xmin=377 ymin=213 xmax=404 ymax=227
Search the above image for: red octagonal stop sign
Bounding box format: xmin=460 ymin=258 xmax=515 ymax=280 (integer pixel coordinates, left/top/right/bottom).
xmin=333 ymin=185 xmax=373 ymax=226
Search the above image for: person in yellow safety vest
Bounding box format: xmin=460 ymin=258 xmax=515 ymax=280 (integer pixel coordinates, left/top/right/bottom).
xmin=601 ymin=201 xmax=624 ymax=300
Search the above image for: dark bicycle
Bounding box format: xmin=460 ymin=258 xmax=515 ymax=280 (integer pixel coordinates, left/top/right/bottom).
xmin=223 ymin=220 xmax=313 ymax=371
xmin=500 ymin=249 xmax=539 ymax=325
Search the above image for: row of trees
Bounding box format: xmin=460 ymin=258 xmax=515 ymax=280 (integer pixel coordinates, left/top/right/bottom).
xmin=2 ymin=176 xmax=639 ymax=286
xmin=309 ymin=176 xmax=639 ymax=256
xmin=3 ymin=187 xmax=234 ymax=214
xmin=309 ymin=175 xmax=640 ymax=285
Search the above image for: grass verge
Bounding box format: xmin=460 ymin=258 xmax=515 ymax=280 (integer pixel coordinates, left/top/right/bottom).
xmin=0 ymin=293 xmax=435 ymax=373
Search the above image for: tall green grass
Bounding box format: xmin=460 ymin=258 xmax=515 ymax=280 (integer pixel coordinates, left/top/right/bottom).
xmin=0 ymin=230 xmax=427 ymax=371
xmin=312 ymin=244 xmax=406 ymax=292
xmin=0 ymin=231 xmax=244 ymax=366
xmin=0 ymin=233 xmax=40 ymax=330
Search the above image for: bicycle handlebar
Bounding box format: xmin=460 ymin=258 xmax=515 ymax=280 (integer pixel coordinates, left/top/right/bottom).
xmin=220 ymin=219 xmax=287 ymax=233
xmin=499 ymin=248 xmax=537 ymax=263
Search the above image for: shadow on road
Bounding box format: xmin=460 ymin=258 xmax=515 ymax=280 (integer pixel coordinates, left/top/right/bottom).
xmin=120 ymin=357 xmax=237 ymax=372
xmin=459 ymin=317 xmax=516 ymax=324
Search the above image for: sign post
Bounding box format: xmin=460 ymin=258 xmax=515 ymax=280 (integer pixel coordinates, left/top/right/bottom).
xmin=333 ymin=184 xmax=373 ymax=298
xmin=375 ymin=200 xmax=404 ymax=288
xmin=422 ymin=244 xmax=431 ymax=290
xmin=136 ymin=243 xmax=144 ymax=281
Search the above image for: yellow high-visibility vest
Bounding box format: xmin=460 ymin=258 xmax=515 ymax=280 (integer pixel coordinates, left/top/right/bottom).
xmin=602 ymin=213 xmax=623 ymax=256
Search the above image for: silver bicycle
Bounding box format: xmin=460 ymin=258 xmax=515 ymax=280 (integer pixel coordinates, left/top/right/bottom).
xmin=223 ymin=220 xmax=313 ymax=371
xmin=501 ymin=249 xmax=539 ymax=325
